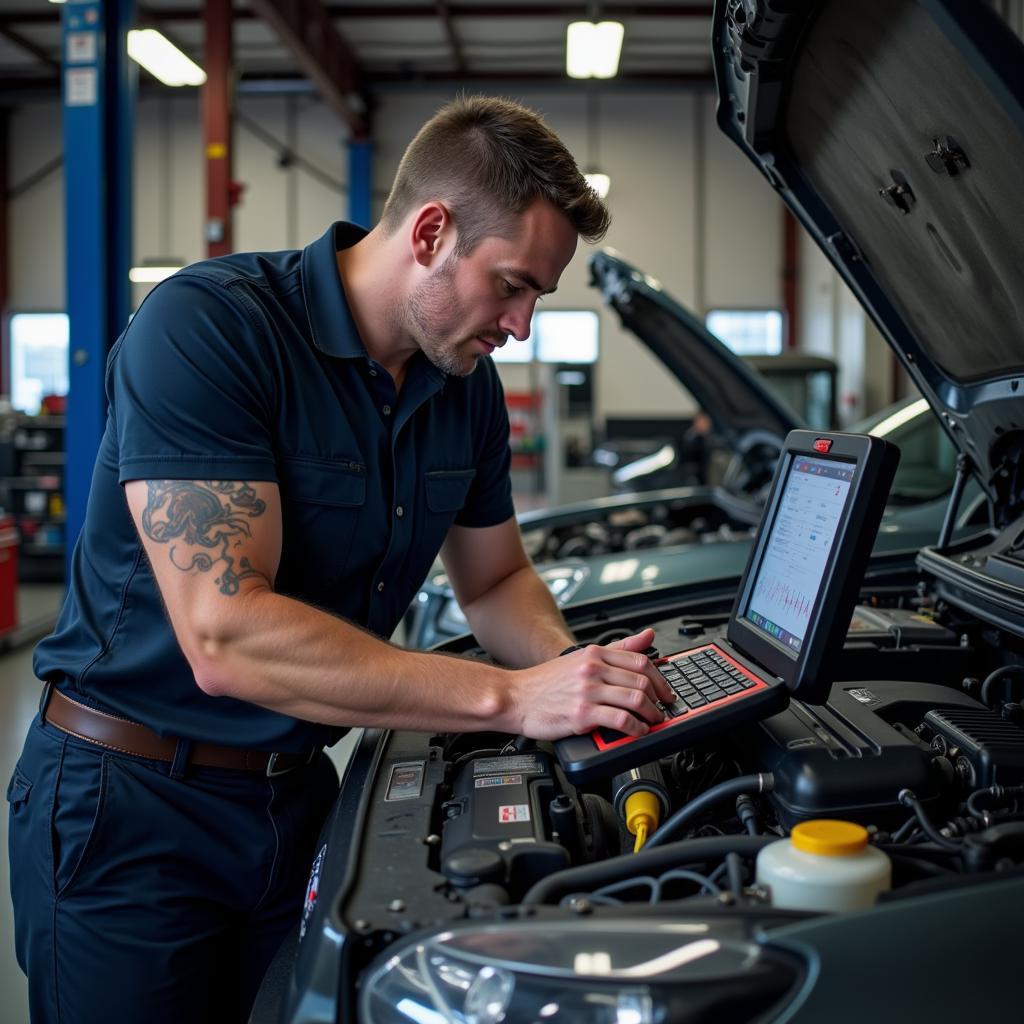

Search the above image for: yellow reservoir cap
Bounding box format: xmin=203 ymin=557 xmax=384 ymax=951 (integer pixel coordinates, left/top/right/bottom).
xmin=791 ymin=820 xmax=869 ymax=857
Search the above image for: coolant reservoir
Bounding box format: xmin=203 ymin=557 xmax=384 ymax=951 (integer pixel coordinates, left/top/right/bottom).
xmin=756 ymin=819 xmax=891 ymax=912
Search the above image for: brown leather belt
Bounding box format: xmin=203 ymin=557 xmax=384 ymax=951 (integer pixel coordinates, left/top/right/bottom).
xmin=43 ymin=687 xmax=315 ymax=776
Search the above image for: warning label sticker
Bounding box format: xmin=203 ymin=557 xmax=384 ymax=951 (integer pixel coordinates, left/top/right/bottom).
xmin=474 ymin=755 xmax=542 ymax=775
xmin=475 ymin=775 xmax=523 ymax=788
xmin=847 ymin=687 xmax=880 ymax=706
xmin=498 ymin=804 xmax=531 ymax=823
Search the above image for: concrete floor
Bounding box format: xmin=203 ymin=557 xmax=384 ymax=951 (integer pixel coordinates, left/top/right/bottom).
xmin=1 ymin=586 xmax=361 ymax=1022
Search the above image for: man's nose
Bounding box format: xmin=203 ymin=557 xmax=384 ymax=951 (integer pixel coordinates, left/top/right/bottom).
xmin=498 ymin=300 xmax=535 ymax=342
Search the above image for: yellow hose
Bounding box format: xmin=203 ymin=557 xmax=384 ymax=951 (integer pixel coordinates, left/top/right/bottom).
xmin=625 ymin=790 xmax=661 ymax=852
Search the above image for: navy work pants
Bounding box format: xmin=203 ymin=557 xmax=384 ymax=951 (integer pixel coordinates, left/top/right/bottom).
xmin=7 ymin=713 xmax=339 ymax=1024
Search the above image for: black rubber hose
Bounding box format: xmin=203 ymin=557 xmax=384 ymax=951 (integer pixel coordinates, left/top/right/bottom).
xmin=735 ymin=793 xmax=761 ymax=835
xmin=898 ymin=789 xmax=961 ymax=851
xmin=967 ymin=784 xmax=1024 ymax=821
xmin=980 ymin=665 xmax=1024 ymax=709
xmin=645 ymin=774 xmax=775 ymax=849
xmin=725 ymin=851 xmax=744 ymax=901
xmin=890 ymin=815 xmax=919 ymax=843
xmin=881 ymin=853 xmax=955 ymax=882
xmin=875 ymin=843 xmax=962 ymax=866
xmin=521 ymin=834 xmax=775 ymax=906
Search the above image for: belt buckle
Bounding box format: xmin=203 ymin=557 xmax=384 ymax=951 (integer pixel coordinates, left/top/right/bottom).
xmin=266 ymin=749 xmax=317 ymax=777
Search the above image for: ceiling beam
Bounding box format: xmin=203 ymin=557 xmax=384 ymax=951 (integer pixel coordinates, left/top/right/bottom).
xmin=248 ymin=0 xmax=369 ymax=136
xmin=0 ymin=5 xmax=714 ymax=27
xmin=435 ymin=1 xmax=466 ymax=74
xmin=324 ymin=4 xmax=714 ymax=15
xmin=0 ymin=24 xmax=59 ymax=72
xmin=0 ymin=70 xmax=715 ymax=109
xmin=367 ymin=69 xmax=714 ymax=84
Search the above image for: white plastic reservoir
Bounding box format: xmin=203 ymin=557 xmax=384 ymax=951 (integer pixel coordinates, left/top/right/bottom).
xmin=756 ymin=819 xmax=892 ymax=913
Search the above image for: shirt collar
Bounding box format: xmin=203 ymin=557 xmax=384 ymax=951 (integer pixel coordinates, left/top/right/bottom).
xmin=300 ymin=221 xmax=448 ymax=394
xmin=300 ymin=221 xmax=370 ymax=359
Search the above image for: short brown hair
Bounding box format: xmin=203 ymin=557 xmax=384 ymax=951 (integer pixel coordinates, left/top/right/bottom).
xmin=380 ymin=95 xmax=610 ymax=254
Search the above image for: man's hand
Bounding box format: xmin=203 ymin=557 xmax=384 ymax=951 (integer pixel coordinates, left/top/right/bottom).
xmin=508 ymin=628 xmax=675 ymax=740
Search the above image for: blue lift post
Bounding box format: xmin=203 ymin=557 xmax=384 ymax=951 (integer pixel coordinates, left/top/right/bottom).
xmin=61 ymin=0 xmax=135 ymax=574
xmin=348 ymin=138 xmax=373 ymax=230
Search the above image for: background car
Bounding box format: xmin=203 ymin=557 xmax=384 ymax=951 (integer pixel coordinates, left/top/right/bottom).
xmin=405 ymin=252 xmax=985 ymax=650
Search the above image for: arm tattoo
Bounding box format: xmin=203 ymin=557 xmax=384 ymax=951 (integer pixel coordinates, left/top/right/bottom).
xmin=141 ymin=480 xmax=269 ymax=596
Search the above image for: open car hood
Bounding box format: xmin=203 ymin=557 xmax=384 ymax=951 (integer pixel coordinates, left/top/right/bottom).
xmin=712 ymin=0 xmax=1024 ymax=524
xmin=589 ymin=248 xmax=803 ymax=451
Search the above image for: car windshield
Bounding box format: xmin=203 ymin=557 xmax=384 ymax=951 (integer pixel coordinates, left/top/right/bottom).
xmin=857 ymin=398 xmax=958 ymax=503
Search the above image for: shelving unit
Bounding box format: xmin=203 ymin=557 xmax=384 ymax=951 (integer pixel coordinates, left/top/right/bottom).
xmin=0 ymin=415 xmax=66 ymax=582
xmin=506 ymin=391 xmax=545 ymax=498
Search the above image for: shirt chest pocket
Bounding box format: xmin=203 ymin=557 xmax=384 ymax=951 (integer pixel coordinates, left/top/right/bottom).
xmin=425 ymin=468 xmax=477 ymax=513
xmin=276 ymin=456 xmax=366 ymax=597
xmin=416 ymin=468 xmax=477 ymax=558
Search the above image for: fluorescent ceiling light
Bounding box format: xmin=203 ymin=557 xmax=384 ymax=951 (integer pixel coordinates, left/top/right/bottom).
xmin=584 ymin=172 xmax=611 ymax=198
xmin=612 ymin=444 xmax=675 ymax=486
xmin=129 ymin=264 xmax=183 ymax=284
xmin=48 ymin=0 xmax=67 ymax=5
xmin=127 ymin=29 xmax=206 ymax=87
xmin=566 ymin=21 xmax=624 ymax=79
xmin=868 ymin=397 xmax=930 ymax=438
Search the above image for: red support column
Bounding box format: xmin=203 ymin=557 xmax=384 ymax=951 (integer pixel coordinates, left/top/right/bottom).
xmin=782 ymin=206 xmax=799 ymax=349
xmin=203 ymin=0 xmax=233 ymax=258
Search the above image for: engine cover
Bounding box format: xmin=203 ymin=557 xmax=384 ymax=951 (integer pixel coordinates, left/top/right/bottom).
xmin=749 ymin=681 xmax=990 ymax=828
xmin=439 ymin=750 xmax=569 ymax=897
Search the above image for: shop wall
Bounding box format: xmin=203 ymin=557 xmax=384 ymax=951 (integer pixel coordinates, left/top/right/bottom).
xmin=9 ymin=86 xmax=801 ymax=424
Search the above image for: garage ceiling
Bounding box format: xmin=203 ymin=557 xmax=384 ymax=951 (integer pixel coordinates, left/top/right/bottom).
xmin=0 ymin=2 xmax=715 ymax=98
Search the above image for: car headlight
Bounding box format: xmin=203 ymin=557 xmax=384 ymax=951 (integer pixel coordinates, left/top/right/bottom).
xmin=359 ymin=919 xmax=799 ymax=1023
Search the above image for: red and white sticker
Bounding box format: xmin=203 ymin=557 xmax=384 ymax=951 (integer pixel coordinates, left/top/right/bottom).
xmin=498 ymin=804 xmax=531 ymax=824
xmin=299 ymin=843 xmax=327 ymax=941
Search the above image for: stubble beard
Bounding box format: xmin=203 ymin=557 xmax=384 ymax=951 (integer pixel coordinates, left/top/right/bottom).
xmin=405 ymin=255 xmax=483 ymax=377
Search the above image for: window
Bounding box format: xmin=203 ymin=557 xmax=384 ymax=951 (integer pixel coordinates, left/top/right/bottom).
xmin=492 ymin=309 xmax=600 ymax=364
xmin=491 ymin=336 xmax=534 ymax=363
xmin=705 ymin=309 xmax=783 ymax=356
xmin=9 ymin=313 xmax=70 ymax=414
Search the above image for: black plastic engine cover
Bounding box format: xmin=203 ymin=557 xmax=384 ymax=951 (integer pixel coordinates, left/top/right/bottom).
xmin=749 ymin=680 xmax=990 ymax=828
xmin=440 ymin=750 xmax=569 ymax=897
xmin=924 ymin=707 xmax=1024 ymax=789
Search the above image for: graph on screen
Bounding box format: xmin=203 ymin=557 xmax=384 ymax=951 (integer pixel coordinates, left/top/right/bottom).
xmin=746 ymin=456 xmax=853 ymax=651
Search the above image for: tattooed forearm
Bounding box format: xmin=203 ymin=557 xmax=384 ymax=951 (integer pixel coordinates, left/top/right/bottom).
xmin=141 ymin=480 xmax=270 ymax=596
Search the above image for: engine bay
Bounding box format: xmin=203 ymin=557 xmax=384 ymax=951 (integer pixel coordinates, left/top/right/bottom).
xmin=337 ymin=579 xmax=1024 ymax=998
xmin=519 ymin=493 xmax=760 ymax=562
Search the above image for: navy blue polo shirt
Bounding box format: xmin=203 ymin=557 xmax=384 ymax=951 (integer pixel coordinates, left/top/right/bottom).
xmin=35 ymin=222 xmax=514 ymax=753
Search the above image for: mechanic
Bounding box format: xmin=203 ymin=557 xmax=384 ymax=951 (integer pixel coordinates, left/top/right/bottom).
xmin=8 ymin=95 xmax=673 ymax=1023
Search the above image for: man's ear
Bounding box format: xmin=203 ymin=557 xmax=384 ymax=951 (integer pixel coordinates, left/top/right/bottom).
xmin=409 ymin=202 xmax=453 ymax=268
